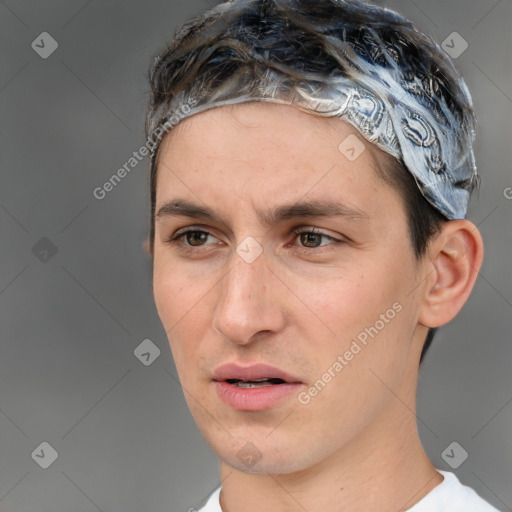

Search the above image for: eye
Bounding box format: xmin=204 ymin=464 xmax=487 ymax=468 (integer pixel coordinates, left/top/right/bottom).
xmin=291 ymin=227 xmax=342 ymax=249
xmin=166 ymin=227 xmax=219 ymax=249
xmin=164 ymin=226 xmax=345 ymax=254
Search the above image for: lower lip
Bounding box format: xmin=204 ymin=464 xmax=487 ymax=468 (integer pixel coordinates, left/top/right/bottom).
xmin=213 ymin=381 xmax=302 ymax=411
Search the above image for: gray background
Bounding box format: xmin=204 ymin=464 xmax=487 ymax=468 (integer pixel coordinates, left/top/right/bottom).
xmin=0 ymin=0 xmax=511 ymax=511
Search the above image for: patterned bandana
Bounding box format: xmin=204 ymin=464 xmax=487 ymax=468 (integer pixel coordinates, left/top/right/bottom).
xmin=147 ymin=15 xmax=477 ymax=221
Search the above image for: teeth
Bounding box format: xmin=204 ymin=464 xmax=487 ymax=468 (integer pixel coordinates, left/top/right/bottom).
xmin=234 ymin=381 xmax=274 ymax=388
xmin=225 ymin=377 xmax=287 ymax=388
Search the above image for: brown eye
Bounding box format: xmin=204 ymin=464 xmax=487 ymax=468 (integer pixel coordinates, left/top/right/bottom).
xmin=184 ymin=230 xmax=210 ymax=246
xmin=292 ymin=227 xmax=339 ymax=250
xmin=299 ymin=232 xmax=324 ymax=248
xmin=166 ymin=228 xmax=218 ymax=249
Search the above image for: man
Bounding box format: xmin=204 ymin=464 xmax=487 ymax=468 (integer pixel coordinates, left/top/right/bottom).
xmin=144 ymin=0 xmax=500 ymax=510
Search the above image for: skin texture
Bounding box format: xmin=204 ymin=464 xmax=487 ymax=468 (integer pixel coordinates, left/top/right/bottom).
xmin=151 ymin=102 xmax=484 ymax=512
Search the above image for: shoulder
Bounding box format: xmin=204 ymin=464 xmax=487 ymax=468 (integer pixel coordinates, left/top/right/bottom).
xmin=407 ymin=470 xmax=501 ymax=512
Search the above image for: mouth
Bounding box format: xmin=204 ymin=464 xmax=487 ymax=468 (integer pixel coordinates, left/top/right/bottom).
xmin=224 ymin=377 xmax=288 ymax=388
xmin=212 ymin=363 xmax=303 ymax=411
xmin=212 ymin=362 xmax=302 ymax=384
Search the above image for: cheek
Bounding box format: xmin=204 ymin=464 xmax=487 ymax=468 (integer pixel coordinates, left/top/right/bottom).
xmin=297 ymin=257 xmax=415 ymax=373
xmin=298 ymin=270 xmax=415 ymax=422
xmin=299 ymin=266 xmax=396 ymax=339
xmin=153 ymin=255 xmax=208 ymax=321
xmin=152 ymin=261 xmax=210 ymax=364
xmin=153 ymin=263 xmax=179 ymax=329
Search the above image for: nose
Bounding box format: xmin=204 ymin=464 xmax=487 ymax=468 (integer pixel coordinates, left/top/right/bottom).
xmin=212 ymin=249 xmax=286 ymax=346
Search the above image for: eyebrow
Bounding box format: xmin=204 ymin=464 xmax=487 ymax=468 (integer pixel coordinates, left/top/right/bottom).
xmin=155 ymin=198 xmax=369 ymax=226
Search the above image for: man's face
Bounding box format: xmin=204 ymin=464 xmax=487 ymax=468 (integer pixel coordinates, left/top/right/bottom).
xmin=152 ymin=102 xmax=429 ymax=474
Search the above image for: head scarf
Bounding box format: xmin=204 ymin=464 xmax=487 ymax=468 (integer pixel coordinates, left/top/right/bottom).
xmin=147 ymin=0 xmax=478 ymax=220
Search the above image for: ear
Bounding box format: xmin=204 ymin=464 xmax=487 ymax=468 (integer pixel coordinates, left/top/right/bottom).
xmin=418 ymin=219 xmax=484 ymax=328
xmin=142 ymin=236 xmax=153 ymax=258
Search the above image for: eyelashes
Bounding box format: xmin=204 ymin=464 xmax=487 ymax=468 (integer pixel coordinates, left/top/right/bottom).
xmin=164 ymin=225 xmax=346 ymax=255
xmin=291 ymin=227 xmax=340 ymax=249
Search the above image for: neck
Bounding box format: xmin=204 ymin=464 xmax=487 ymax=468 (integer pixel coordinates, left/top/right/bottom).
xmin=218 ymin=368 xmax=442 ymax=512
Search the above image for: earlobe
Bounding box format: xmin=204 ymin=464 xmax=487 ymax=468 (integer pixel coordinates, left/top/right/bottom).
xmin=418 ymin=220 xmax=484 ymax=328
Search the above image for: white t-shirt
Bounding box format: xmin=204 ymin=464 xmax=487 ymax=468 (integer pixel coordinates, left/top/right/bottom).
xmin=195 ymin=470 xmax=501 ymax=511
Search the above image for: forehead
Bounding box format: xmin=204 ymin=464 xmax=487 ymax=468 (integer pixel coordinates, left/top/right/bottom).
xmin=154 ymin=102 xmax=402 ymax=222
xmin=166 ymin=101 xmax=381 ymax=155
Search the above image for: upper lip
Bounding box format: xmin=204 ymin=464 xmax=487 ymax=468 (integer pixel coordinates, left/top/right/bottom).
xmin=212 ymin=363 xmax=302 ymax=383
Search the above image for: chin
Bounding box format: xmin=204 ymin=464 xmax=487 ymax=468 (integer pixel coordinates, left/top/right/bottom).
xmin=205 ymin=428 xmax=321 ymax=475
xmin=220 ymin=451 xmax=310 ymax=475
